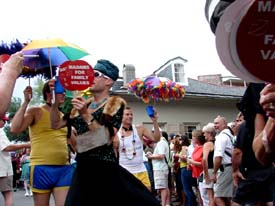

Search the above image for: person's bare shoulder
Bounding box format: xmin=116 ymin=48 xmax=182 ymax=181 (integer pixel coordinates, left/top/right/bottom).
xmin=135 ymin=124 xmax=143 ymax=129
xmin=135 ymin=125 xmax=146 ymax=140
xmin=27 ymin=106 xmax=43 ymax=123
xmin=27 ymin=105 xmax=42 ymax=114
xmin=135 ymin=124 xmax=145 ymax=133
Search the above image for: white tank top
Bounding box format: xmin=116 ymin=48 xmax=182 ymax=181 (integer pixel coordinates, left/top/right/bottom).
xmin=118 ymin=126 xmax=146 ymax=174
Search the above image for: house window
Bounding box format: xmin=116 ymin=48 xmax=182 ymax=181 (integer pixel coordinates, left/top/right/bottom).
xmin=186 ymin=125 xmax=197 ymax=139
xmin=181 ymin=123 xmax=200 ymax=139
xmin=174 ymin=63 xmax=185 ymax=83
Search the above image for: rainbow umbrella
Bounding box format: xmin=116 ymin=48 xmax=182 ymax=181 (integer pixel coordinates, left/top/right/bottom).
xmin=0 ymin=39 xmax=90 ymax=79
xmin=21 ymin=38 xmax=90 ymax=79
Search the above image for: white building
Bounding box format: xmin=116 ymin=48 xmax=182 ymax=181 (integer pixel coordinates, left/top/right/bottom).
xmin=113 ymin=57 xmax=246 ymax=137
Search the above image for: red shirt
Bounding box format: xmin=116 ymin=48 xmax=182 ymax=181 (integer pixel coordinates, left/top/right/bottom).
xmin=190 ymin=145 xmax=203 ymax=178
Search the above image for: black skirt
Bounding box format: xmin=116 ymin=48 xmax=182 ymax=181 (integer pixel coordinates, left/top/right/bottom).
xmin=65 ymin=144 xmax=160 ymax=206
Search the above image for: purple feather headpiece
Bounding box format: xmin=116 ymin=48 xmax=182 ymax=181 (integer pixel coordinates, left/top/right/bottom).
xmin=0 ymin=39 xmax=24 ymax=55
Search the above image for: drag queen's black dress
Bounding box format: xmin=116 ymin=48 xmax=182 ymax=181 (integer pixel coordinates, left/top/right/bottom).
xmin=65 ymin=96 xmax=160 ymax=206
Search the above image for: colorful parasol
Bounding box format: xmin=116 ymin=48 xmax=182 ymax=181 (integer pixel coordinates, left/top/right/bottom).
xmin=22 ymin=38 xmax=90 ymax=79
xmin=0 ymin=39 xmax=90 ymax=79
xmin=127 ymin=76 xmax=185 ymax=103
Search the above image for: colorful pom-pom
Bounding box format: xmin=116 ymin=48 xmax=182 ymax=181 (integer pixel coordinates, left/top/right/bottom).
xmin=127 ymin=76 xmax=185 ymax=103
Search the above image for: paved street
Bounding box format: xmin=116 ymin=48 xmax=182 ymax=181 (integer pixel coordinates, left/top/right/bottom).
xmin=0 ymin=188 xmax=181 ymax=206
xmin=0 ymin=188 xmax=54 ymax=206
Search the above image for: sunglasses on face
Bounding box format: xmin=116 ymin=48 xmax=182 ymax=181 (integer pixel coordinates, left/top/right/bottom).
xmin=94 ymin=71 xmax=111 ymax=79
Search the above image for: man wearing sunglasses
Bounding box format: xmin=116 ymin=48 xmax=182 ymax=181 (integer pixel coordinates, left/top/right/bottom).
xmin=50 ymin=59 xmax=161 ymax=206
xmin=93 ymin=70 xmax=112 ymax=79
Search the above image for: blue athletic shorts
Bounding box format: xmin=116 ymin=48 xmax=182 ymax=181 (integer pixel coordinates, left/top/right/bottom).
xmin=30 ymin=165 xmax=75 ymax=193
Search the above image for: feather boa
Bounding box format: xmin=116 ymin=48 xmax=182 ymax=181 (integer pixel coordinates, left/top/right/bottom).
xmin=0 ymin=39 xmax=23 ymax=55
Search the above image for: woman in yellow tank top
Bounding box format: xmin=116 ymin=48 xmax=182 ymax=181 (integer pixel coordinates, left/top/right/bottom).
xmin=179 ymin=134 xmax=191 ymax=206
xmin=173 ymin=138 xmax=184 ymax=205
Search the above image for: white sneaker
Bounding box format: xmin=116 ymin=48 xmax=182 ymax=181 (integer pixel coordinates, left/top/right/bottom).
xmin=29 ymin=191 xmax=33 ymax=196
xmin=24 ymin=192 xmax=29 ymax=197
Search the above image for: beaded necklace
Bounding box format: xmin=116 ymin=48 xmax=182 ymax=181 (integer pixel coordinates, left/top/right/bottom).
xmin=121 ymin=128 xmax=137 ymax=160
xmin=89 ymin=97 xmax=108 ymax=109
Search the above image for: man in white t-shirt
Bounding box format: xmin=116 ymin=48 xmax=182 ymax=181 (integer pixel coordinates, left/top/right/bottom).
xmin=211 ymin=116 xmax=234 ymax=206
xmin=0 ymin=115 xmax=30 ymax=206
xmin=148 ymin=131 xmax=171 ymax=206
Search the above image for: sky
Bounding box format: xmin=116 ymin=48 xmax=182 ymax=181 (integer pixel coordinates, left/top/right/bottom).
xmin=0 ymin=0 xmax=233 ymax=99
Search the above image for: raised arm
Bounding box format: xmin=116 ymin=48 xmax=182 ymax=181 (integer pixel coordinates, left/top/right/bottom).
xmin=10 ymin=86 xmax=35 ymax=134
xmin=48 ymin=79 xmax=67 ymax=129
xmin=141 ymin=109 xmax=161 ymax=142
xmin=253 ymin=113 xmax=275 ymax=165
xmin=0 ymin=52 xmax=23 ymax=116
xmin=50 ymin=99 xmax=67 ymax=129
xmin=253 ymin=83 xmax=275 ymax=164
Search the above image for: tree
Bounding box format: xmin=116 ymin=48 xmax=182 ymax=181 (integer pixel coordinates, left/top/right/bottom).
xmin=30 ymin=77 xmax=45 ymax=106
xmin=4 ymin=124 xmax=29 ymax=142
xmin=8 ymin=97 xmax=22 ymax=118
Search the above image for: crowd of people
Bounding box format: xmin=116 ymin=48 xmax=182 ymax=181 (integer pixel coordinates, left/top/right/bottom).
xmin=0 ymin=52 xmax=275 ymax=206
xmin=146 ymin=107 xmax=274 ymax=206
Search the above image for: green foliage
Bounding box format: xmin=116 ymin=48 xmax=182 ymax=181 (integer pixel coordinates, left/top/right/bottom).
xmin=7 ymin=97 xmax=22 ymax=119
xmin=4 ymin=124 xmax=29 ymax=142
xmin=30 ymin=78 xmax=45 ymax=106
